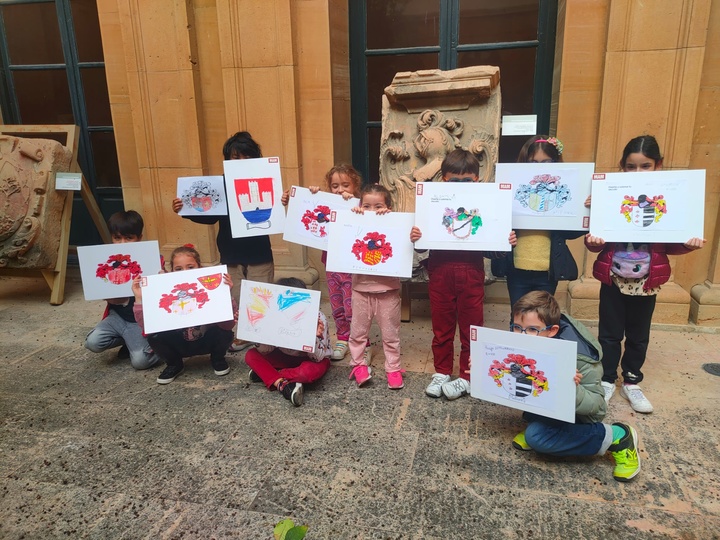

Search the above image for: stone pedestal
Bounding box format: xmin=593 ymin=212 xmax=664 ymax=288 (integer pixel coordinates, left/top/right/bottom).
xmin=691 ymin=281 xmax=720 ymax=326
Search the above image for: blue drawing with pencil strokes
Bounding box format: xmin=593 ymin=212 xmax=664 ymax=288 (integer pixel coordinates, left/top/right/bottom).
xmin=277 ymin=290 xmax=312 ymax=311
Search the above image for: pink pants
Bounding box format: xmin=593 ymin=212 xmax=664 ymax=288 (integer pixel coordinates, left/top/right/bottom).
xmin=327 ymin=271 xmax=353 ymax=341
xmin=349 ymin=289 xmax=401 ymax=373
xmin=244 ymin=347 xmax=330 ymax=389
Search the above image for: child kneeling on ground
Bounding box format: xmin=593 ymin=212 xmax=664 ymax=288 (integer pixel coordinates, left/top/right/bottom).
xmin=244 ymin=278 xmax=332 ymax=407
xmin=510 ymin=291 xmax=641 ymax=482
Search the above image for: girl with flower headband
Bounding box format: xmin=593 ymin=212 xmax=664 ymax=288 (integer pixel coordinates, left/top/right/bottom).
xmin=131 ymin=244 xmax=238 ymax=384
xmin=492 ymin=134 xmax=587 ymax=312
xmin=585 ymin=135 xmax=705 ymax=414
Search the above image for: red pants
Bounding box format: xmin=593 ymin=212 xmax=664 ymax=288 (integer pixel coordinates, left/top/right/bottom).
xmin=244 ymin=347 xmax=330 ymax=389
xmin=428 ymin=261 xmax=485 ymax=380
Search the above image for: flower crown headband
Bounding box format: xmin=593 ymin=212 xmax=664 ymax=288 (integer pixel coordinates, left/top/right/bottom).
xmin=535 ymin=137 xmax=564 ymax=156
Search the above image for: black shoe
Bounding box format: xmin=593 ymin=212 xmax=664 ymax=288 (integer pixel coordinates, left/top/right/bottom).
xmin=157 ymin=364 xmax=183 ymax=384
xmin=248 ymin=369 xmax=262 ymax=383
xmin=117 ymin=344 xmax=130 ymax=360
xmin=278 ymin=380 xmax=303 ymax=407
xmin=211 ymin=357 xmax=230 ymax=376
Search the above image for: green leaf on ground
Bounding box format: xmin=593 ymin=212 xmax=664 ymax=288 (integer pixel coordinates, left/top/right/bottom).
xmin=274 ymin=519 xmax=295 ymax=540
xmin=285 ymin=525 xmax=308 ymax=540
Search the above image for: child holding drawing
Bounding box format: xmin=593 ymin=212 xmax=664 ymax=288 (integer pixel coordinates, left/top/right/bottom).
xmin=347 ymin=184 xmax=406 ymax=389
xmin=508 ymin=291 xmax=641 ymax=483
xmin=585 ymin=135 xmax=705 ymax=413
xmin=281 ymin=164 xmax=363 ymax=361
xmin=131 ymin=244 xmax=236 ymax=384
xmin=410 ymin=149 xmax=516 ymax=400
xmin=244 ymin=278 xmax=332 ymax=407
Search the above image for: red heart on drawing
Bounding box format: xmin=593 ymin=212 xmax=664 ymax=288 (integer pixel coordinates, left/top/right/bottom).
xmin=197 ymin=273 xmax=222 ymax=290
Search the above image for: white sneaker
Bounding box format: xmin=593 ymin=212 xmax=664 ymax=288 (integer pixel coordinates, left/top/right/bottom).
xmin=425 ymin=373 xmax=451 ymax=398
xmin=601 ymin=381 xmax=616 ymax=404
xmin=621 ymin=384 xmax=654 ymax=413
xmin=442 ymin=377 xmax=471 ymax=400
xmin=331 ymin=341 xmax=348 ymax=361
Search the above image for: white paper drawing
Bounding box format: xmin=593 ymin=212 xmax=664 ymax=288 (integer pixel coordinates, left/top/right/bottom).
xmin=325 ymin=210 xmax=415 ymax=278
xmin=177 ymin=175 xmax=227 ymax=216
xmin=470 ymin=326 xmax=577 ymax=423
xmin=77 ymin=241 xmax=162 ymax=301
xmin=223 ymin=157 xmax=286 ymax=237
xmin=282 ymin=186 xmax=359 ymax=250
xmin=495 ymin=162 xmax=594 ymax=230
xmin=413 ymin=182 xmax=513 ymax=251
xmin=140 ymin=265 xmax=233 ymax=334
xmin=589 ymin=170 xmax=705 ymax=243
xmin=237 ymin=280 xmax=321 ymax=353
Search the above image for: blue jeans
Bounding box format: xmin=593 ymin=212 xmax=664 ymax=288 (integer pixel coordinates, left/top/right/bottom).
xmin=506 ymin=269 xmax=557 ymax=312
xmin=523 ymin=413 xmax=613 ymax=457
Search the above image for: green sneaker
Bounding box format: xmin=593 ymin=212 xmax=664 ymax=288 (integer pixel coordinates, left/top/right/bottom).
xmin=608 ymin=423 xmax=640 ymax=482
xmin=512 ymin=431 xmax=531 ymax=451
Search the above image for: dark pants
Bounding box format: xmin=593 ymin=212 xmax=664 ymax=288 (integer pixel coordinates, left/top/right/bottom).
xmin=148 ymin=326 xmax=234 ymax=369
xmin=506 ymin=269 xmax=557 ymax=316
xmin=598 ymin=282 xmax=656 ymax=384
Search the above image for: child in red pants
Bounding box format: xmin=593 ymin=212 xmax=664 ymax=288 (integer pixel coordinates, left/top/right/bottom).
xmin=244 ymin=278 xmax=331 ymax=406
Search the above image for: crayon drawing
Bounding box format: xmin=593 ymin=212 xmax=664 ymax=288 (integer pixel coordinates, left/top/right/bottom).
xmin=413 ymin=182 xmax=513 ymax=251
xmin=238 ymin=280 xmax=321 ymax=352
xmin=77 ymin=241 xmax=162 ymax=301
xmin=282 ymin=187 xmax=359 ymax=250
xmin=140 ymin=265 xmax=233 ymax=334
xmin=223 ymin=157 xmax=286 ymax=238
xmin=325 ymin=210 xmax=414 ymax=278
xmin=177 ymin=176 xmax=227 ymax=216
xmin=470 ymin=326 xmax=576 ymax=423
xmin=496 ymin=162 xmax=594 ymax=231
xmin=589 ymin=170 xmax=705 ymax=242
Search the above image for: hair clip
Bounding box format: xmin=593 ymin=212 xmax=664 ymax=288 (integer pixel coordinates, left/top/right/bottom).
xmin=535 ymin=137 xmax=564 ymax=155
xmin=183 ymin=243 xmax=196 ymax=249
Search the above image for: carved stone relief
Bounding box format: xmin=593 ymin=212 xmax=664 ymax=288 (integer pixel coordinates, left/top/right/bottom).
xmin=379 ymin=66 xmax=501 ymax=213
xmin=0 ymin=136 xmax=72 ymax=269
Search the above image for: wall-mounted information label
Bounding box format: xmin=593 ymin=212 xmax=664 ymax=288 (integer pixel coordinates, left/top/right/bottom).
xmin=501 ymin=115 xmax=537 ymax=136
xmin=55 ymin=172 xmax=82 ymax=191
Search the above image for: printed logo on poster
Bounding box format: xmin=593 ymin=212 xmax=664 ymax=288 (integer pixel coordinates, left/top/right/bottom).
xmin=416 ymin=184 xmax=424 ymax=196
xmin=291 ymin=186 xmax=296 ymax=197
xmin=471 ymin=327 xmax=477 ymax=341
xmin=593 ymin=173 xmax=606 ymax=180
xmin=499 ymin=183 xmax=512 ymax=190
xmin=583 ymin=216 xmax=590 ymax=228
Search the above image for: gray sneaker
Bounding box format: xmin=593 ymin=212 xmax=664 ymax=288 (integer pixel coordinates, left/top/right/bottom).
xmin=621 ymin=384 xmax=653 ymax=413
xmin=442 ymin=377 xmax=471 ymax=400
xmin=601 ymin=381 xmax=616 ymax=404
xmin=426 ymin=373 xmax=451 ymax=398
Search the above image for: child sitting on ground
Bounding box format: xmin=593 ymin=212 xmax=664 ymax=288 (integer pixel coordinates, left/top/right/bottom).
xmin=509 ymin=291 xmax=641 ymax=482
xmin=244 ymin=278 xmax=332 ymax=407
xmin=84 ymin=210 xmax=160 ymax=370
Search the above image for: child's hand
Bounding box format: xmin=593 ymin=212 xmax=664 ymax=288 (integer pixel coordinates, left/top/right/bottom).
xmin=171 ymin=198 xmax=183 ymax=214
xmin=233 ymin=308 xmax=239 ymax=324
xmin=131 ymin=276 xmax=143 ymax=303
xmin=584 ymin=195 xmax=592 ymax=208
xmin=340 ymin=191 xmax=354 ymax=200
xmin=375 ymin=208 xmax=391 ymax=215
xmin=574 ymin=370 xmax=582 ymax=386
xmin=351 ymin=206 xmax=364 ymax=215
xmin=684 ymin=237 xmax=706 ymax=250
xmin=410 ymin=226 xmax=422 ymax=243
xmin=316 ymin=318 xmax=325 ymax=337
xmin=463 ymin=357 xmax=472 ymax=375
xmin=585 ymin=234 xmax=605 ymax=247
xmin=223 ymin=273 xmax=233 ymax=289
xmin=508 ymin=230 xmax=517 ymax=247
xmin=280 ymin=189 xmax=290 ymax=207
xmin=309 ymin=186 xmax=321 ymax=194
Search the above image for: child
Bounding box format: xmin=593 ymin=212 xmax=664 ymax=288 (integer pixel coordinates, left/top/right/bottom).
xmin=410 ymin=149 xmax=517 ymax=400
xmin=131 ymin=245 xmax=236 ymax=384
xmin=348 ymin=184 xmax=405 ymax=389
xmin=492 ymin=135 xmax=586 ymax=309
xmin=84 ymin=210 xmax=160 ymax=370
xmin=509 ymin=291 xmax=641 ymax=482
xmin=280 ymin=164 xmax=362 ymax=361
xmin=171 ymin=131 xmax=274 ymax=352
xmin=244 ymin=278 xmax=332 ymax=406
xmin=585 ymin=135 xmax=705 ymax=413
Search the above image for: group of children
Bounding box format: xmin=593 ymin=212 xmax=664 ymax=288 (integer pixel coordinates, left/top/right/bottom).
xmin=84 ymin=131 xmax=705 ymax=483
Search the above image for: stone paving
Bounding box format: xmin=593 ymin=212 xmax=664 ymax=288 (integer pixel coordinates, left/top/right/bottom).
xmin=1 ymin=275 xmax=720 ymax=539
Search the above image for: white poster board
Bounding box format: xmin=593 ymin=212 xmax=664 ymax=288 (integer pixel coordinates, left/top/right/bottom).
xmin=223 ymin=157 xmax=286 ymax=238
xmin=589 ymin=170 xmax=705 ymax=242
xmin=325 ymin=211 xmax=415 ymax=278
xmin=140 ymin=265 xmax=233 ymax=334
xmin=77 ymin=241 xmax=162 ymax=301
xmin=413 ymin=182 xmax=513 ymax=251
xmin=495 ymin=162 xmax=594 ymax=231
xmin=282 ymin=186 xmax=359 ymax=250
xmin=177 ymin=175 xmax=227 ymax=216
xmin=237 ymin=280 xmax=321 ymax=353
xmin=470 ymin=326 xmax=577 ymax=423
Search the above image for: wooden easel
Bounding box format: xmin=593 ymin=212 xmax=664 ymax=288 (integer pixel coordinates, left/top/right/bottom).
xmin=0 ymin=125 xmax=110 ymax=305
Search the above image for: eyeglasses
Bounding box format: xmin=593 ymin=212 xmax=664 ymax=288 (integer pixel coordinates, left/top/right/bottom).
xmin=509 ymin=323 xmax=553 ymax=336
xmin=447 ymin=176 xmax=476 ymax=183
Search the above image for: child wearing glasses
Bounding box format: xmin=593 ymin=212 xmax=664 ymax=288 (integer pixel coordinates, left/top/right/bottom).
xmin=410 ymin=149 xmax=516 ymax=400
xmin=509 ymin=291 xmax=641 ymax=483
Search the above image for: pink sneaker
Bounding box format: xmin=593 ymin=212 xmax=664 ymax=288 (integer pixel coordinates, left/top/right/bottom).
xmin=349 ymin=365 xmax=372 ymax=387
xmin=387 ymin=370 xmax=404 ymax=389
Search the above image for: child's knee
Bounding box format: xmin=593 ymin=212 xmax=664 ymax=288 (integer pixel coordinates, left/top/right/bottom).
xmin=84 ymin=330 xmax=106 ymax=353
xmin=524 ymin=422 xmax=547 ymax=451
xmin=130 ymin=350 xmax=159 ymax=370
